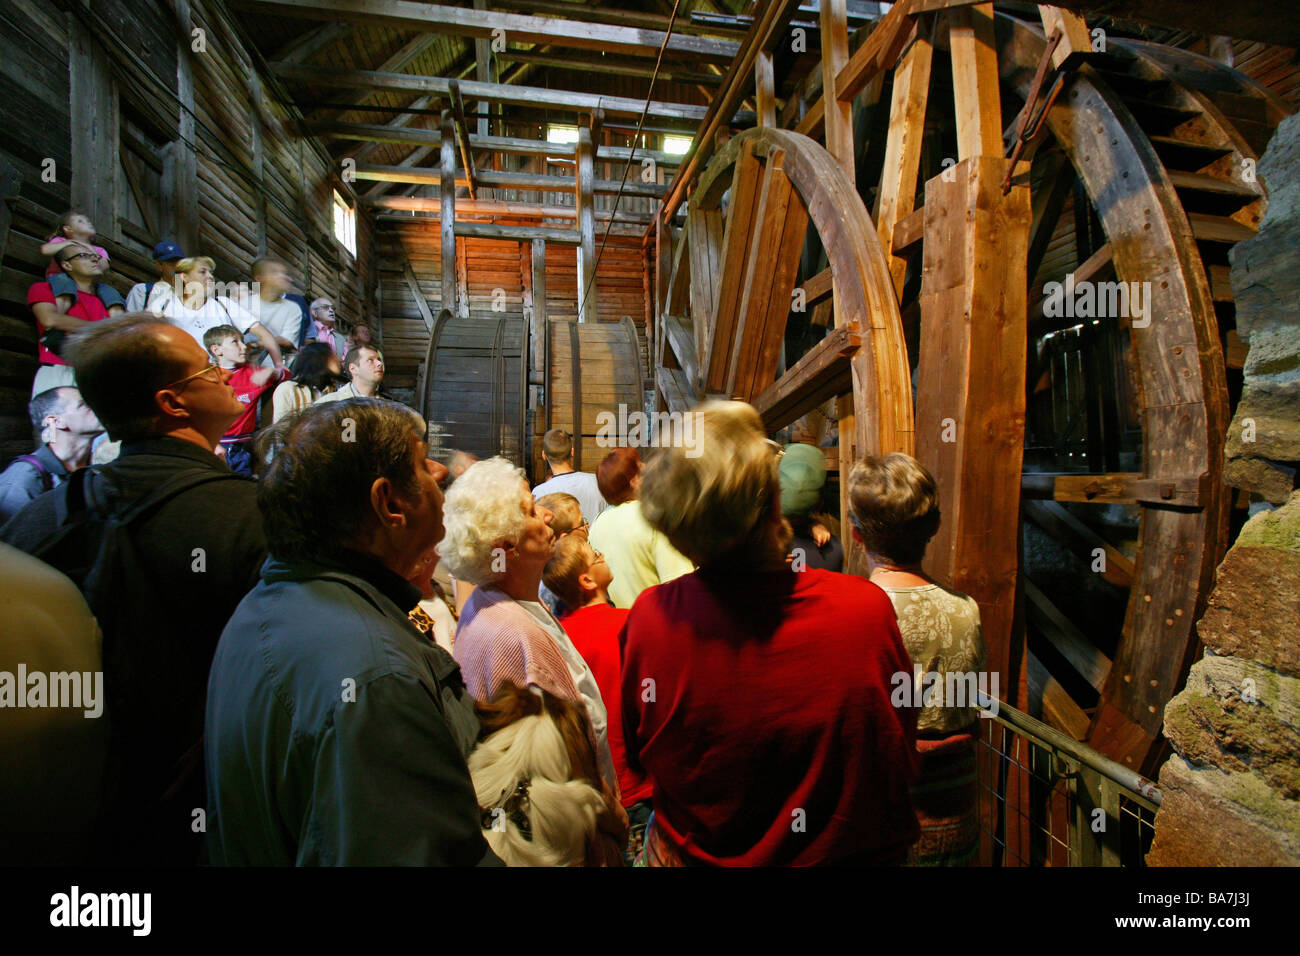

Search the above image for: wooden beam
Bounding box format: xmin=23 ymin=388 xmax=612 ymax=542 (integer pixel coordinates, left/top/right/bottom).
xmin=949 ymin=3 xmax=1003 ymax=159
xmin=403 ymin=260 xmax=436 ymax=333
xmin=496 ymin=50 xmax=723 ymax=86
xmin=1023 ymin=499 xmax=1135 ymax=588
xmin=440 ymin=110 xmax=457 ymax=318
xmin=473 ymin=0 xmax=492 ymax=138
xmin=753 ymin=323 xmax=861 ymax=432
xmin=353 ymin=163 xmax=666 ymax=197
xmin=1025 ymin=577 xmax=1111 ymax=692
xmin=276 ymin=64 xmax=709 ymax=122
xmin=273 ymin=21 xmax=351 ymax=64
xmin=1038 ymin=5 xmax=1091 ymax=70
xmin=1031 ymin=0 xmax=1300 ymax=49
xmin=874 ymin=26 xmax=933 ymax=297
xmin=656 ymin=365 xmax=695 ymax=415
xmin=890 ymin=206 xmax=925 ymax=256
xmin=662 ymin=313 xmax=700 ymax=390
xmin=448 ymin=81 xmax=477 ymax=199
xmin=800 ymin=266 xmax=834 ymax=308
xmin=452 ymin=222 xmax=579 ymax=245
xmin=307 ymin=33 xmax=438 ymax=122
xmin=233 ymin=0 xmax=740 ymax=58
xmin=367 ymin=195 xmax=651 ymax=225
xmin=1028 ymin=649 xmax=1092 ymax=741
xmin=317 ymin=122 xmax=682 ymax=165
xmin=834 ymin=0 xmax=918 ymax=103
xmin=914 ymin=155 xmax=1031 ymax=703
xmin=1021 ymin=472 xmax=1208 ymax=508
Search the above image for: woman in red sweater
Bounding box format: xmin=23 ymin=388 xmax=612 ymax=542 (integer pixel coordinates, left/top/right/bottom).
xmin=622 ymin=401 xmax=920 ymax=866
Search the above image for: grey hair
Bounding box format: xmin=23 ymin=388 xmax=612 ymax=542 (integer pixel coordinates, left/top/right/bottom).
xmin=258 ymin=398 xmax=426 ymax=563
xmin=439 ymin=456 xmax=529 ymax=585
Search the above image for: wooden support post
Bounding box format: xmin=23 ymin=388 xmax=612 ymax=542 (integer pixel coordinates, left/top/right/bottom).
xmin=69 ymin=20 xmax=119 ymax=243
xmin=575 ymin=112 xmax=599 ymax=324
xmin=530 ymin=239 xmax=546 ymax=383
xmin=755 ymin=50 xmax=776 ymax=129
xmin=440 ymin=109 xmax=458 ymax=317
xmin=248 ymin=72 xmax=269 ymax=257
xmin=874 ymin=27 xmax=933 ymax=298
xmin=948 ymin=3 xmax=1003 ymax=160
xmin=819 ymin=0 xmax=854 ymax=180
xmin=473 ymin=0 xmax=492 ymax=138
xmin=686 ymin=207 xmax=723 ymax=394
xmin=164 ymin=0 xmax=199 ymax=253
xmin=819 ymin=0 xmax=866 ymax=572
xmin=914 ymin=155 xmax=1031 ymax=700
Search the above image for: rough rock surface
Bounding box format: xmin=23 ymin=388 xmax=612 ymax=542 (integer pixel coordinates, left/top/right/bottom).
xmin=1227 ymin=114 xmax=1300 ymax=502
xmin=1147 ymin=493 xmax=1300 ymax=866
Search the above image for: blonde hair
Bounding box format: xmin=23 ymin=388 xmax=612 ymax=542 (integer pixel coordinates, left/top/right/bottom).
xmin=175 ymin=255 xmax=215 ymax=276
xmin=439 ymin=457 xmax=529 ymax=585
xmin=640 ymin=400 xmax=787 ymax=567
xmin=536 ymin=492 xmax=582 ymax=534
xmin=543 ymin=535 xmax=594 ymax=610
xmin=847 ymin=452 xmax=941 ymax=566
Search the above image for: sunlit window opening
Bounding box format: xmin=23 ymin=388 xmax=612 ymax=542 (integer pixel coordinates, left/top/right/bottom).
xmin=333 ymin=189 xmax=356 ymax=256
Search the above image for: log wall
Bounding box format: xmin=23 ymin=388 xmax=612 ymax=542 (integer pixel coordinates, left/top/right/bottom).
xmin=0 ymin=0 xmax=372 ymax=462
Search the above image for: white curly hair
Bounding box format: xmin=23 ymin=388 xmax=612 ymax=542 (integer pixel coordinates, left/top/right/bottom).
xmin=439 ymin=456 xmax=530 ymax=585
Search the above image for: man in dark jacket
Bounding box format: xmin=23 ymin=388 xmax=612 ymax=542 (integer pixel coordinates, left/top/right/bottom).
xmin=0 ymin=314 xmax=266 ymax=864
xmin=205 ymin=398 xmax=493 ymax=865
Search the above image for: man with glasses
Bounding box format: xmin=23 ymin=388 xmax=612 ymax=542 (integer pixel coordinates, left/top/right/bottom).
xmin=26 ymin=241 xmax=125 ymax=395
xmin=0 ymin=314 xmax=267 ymax=865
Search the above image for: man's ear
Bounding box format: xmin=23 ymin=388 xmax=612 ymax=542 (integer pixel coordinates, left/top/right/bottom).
xmin=154 ymin=387 xmax=191 ymax=424
xmin=369 ymin=476 xmax=406 ymax=530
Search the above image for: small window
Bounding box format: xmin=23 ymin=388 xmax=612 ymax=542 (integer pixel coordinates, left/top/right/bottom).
xmin=333 ymin=190 xmax=356 ymax=256
xmin=663 ymin=134 xmax=692 ymax=155
xmin=546 ymin=124 xmax=579 ymax=145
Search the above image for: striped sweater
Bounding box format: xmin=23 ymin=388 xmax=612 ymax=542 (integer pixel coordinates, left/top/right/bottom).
xmin=453 ymin=584 xmax=619 ymax=797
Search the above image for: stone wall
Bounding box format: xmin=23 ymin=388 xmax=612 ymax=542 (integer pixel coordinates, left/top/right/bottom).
xmin=1224 ymin=113 xmax=1300 ymax=503
xmin=1147 ymin=492 xmax=1300 ymax=865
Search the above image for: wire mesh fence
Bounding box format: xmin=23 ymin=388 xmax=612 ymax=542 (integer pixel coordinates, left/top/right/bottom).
xmin=974 ymin=696 xmax=1161 ymax=866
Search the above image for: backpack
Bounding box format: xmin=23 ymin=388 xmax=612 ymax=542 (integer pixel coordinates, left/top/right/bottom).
xmin=14 ymin=454 xmax=54 ymax=494
xmin=24 ymin=463 xmax=248 ymax=856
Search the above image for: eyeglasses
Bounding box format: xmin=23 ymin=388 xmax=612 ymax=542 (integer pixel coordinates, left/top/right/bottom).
xmin=589 ymin=549 xmax=606 ymax=564
xmin=65 ymin=252 xmax=102 ymax=262
xmin=764 ymin=438 xmax=786 ymax=461
xmin=162 ymin=361 xmax=224 ymax=392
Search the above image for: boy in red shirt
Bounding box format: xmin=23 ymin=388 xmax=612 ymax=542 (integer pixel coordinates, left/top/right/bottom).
xmin=544 ymin=535 xmax=653 ymax=861
xmin=204 ymin=325 xmax=287 ymax=476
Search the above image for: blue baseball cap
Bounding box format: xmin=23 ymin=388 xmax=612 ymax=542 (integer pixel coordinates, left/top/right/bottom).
xmin=152 ymin=241 xmax=185 ymax=261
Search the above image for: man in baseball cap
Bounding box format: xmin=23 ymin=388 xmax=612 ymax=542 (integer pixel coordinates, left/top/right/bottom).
xmin=124 ymin=241 xmax=186 ymax=313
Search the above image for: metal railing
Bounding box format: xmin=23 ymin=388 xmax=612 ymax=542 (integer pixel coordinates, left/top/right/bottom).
xmin=974 ymin=695 xmax=1161 ymax=866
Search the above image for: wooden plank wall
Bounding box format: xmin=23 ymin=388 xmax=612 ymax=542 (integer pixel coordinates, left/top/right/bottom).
xmin=377 ymin=219 xmax=648 ymax=404
xmin=0 ymin=0 xmax=371 ymax=462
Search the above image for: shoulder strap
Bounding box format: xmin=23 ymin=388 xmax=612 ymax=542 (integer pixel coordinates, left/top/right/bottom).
xmin=15 ymin=454 xmax=53 ymax=492
xmin=144 ymin=281 xmax=156 ymax=304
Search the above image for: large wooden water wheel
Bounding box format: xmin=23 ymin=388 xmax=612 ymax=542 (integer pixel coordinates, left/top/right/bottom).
xmin=991 ymin=14 xmax=1288 ymax=772
xmin=656 ymin=6 xmax=1289 ymax=776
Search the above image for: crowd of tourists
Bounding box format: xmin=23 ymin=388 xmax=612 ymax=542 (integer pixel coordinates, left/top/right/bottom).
xmin=0 ymin=215 xmax=989 ymax=867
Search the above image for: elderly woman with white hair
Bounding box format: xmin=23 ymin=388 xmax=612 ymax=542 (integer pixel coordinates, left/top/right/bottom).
xmin=621 ymin=401 xmax=921 ymax=866
xmin=441 ymin=457 xmax=621 ymax=803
